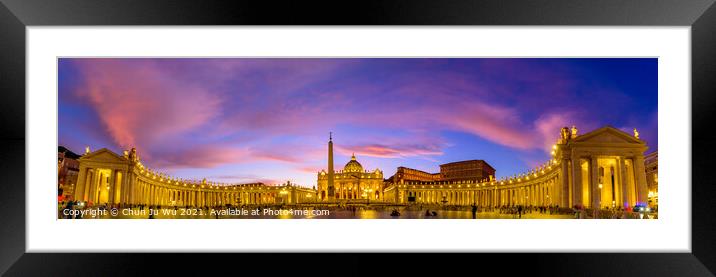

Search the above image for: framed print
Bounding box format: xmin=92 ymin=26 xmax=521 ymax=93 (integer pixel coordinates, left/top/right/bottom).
xmin=1 ymin=0 xmax=716 ymax=276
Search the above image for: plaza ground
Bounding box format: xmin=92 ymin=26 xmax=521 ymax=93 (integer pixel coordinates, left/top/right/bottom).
xmin=58 ymin=206 xmax=590 ymax=219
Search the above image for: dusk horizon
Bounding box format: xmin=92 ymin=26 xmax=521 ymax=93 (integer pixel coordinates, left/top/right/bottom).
xmin=58 ymin=58 xmax=657 ymax=188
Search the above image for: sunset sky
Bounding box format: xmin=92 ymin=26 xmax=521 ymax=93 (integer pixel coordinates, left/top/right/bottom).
xmin=58 ymin=58 xmax=657 ymax=187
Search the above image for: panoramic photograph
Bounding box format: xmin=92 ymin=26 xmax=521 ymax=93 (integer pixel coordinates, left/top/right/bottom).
xmin=57 ymin=58 xmax=658 ymax=219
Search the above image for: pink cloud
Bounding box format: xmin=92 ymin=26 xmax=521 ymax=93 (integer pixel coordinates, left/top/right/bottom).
xmin=297 ymin=166 xmax=323 ymax=174
xmin=250 ymin=144 xmax=325 ymax=164
xmin=65 ymin=58 xmax=617 ymax=176
xmin=148 ymin=145 xmax=249 ymax=169
xmin=534 ymin=113 xmax=572 ymax=152
xmin=336 ymin=143 xmax=443 ymax=159
xmin=252 ymin=151 xmax=303 ymax=163
xmin=437 ymin=102 xmax=533 ymax=149
xmin=74 ymin=59 xmax=222 ymax=149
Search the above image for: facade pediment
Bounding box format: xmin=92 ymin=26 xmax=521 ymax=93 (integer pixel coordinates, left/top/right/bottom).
xmin=572 ymin=126 xmax=643 ymax=145
xmin=80 ymin=148 xmax=127 ymax=163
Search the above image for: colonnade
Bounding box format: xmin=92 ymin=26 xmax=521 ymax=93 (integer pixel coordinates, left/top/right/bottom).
xmin=72 ymin=148 xmax=317 ymax=207
xmin=70 ymin=126 xmax=651 ymax=210
xmin=387 ymin=173 xmax=559 ymax=207
xmin=130 ymin=180 xmax=290 ymax=206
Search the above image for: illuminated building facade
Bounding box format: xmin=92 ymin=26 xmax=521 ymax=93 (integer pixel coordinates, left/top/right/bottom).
xmin=317 ymin=135 xmax=383 ymax=201
xmin=66 ymin=126 xmax=653 ymax=211
xmin=440 ymin=160 xmax=495 ymax=182
xmin=71 ymin=148 xmax=315 ymax=207
xmin=388 ymin=167 xmax=441 ymax=183
xmin=383 ymin=126 xmax=652 ymax=209
xmin=58 ymin=146 xmax=80 ymax=200
xmin=645 ymin=151 xmax=658 ymax=207
xmin=388 ymin=161 xmax=495 ymax=184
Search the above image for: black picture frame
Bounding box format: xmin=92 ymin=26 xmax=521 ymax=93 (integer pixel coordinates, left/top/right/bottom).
xmin=1 ymin=0 xmax=715 ymax=276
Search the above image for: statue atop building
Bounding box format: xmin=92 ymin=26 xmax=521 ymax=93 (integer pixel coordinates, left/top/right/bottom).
xmin=129 ymin=147 xmax=139 ymax=162
xmin=571 ymin=125 xmax=578 ymax=139
xmin=633 ymin=128 xmax=640 ymax=139
xmin=560 ymin=127 xmax=570 ymax=142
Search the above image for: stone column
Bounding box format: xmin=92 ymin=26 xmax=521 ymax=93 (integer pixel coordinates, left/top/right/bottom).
xmin=291 ymin=188 xmax=297 ymax=205
xmin=109 ymin=170 xmax=119 ymax=204
xmin=88 ymin=170 xmax=99 ymax=205
xmin=537 ymin=184 xmax=541 ymax=205
xmin=146 ymin=185 xmax=151 ymax=205
xmin=633 ymin=155 xmax=648 ymax=206
xmin=619 ymin=157 xmax=629 ymax=208
xmin=119 ymin=171 xmax=127 ymax=205
xmin=571 ymin=156 xmax=582 ymax=207
xmin=590 ymin=156 xmax=600 ymax=209
xmin=124 ymin=171 xmax=132 ymax=205
xmin=531 ymin=185 xmax=535 ymax=205
xmin=560 ymin=158 xmax=569 ymax=208
xmin=152 ymin=186 xmax=157 ymax=205
xmin=74 ymin=166 xmax=89 ymax=202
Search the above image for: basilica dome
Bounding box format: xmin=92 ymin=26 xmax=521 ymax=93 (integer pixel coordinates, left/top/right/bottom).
xmin=343 ymin=154 xmax=364 ymax=173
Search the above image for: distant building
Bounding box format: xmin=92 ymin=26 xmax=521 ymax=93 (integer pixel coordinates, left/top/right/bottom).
xmin=440 ymin=160 xmax=496 ymax=182
xmin=317 ymin=142 xmax=384 ymax=201
xmin=387 ymin=166 xmax=441 ymax=183
xmin=388 ymin=160 xmax=496 ymax=184
xmin=644 ymin=151 xmax=658 ymax=207
xmin=58 ymin=146 xmax=81 ymax=201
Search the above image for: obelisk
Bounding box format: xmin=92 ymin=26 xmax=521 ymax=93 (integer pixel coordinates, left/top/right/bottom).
xmin=327 ymin=132 xmax=335 ymax=200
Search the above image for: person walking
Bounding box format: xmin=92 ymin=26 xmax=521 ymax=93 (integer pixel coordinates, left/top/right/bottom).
xmin=517 ymin=205 xmax=523 ymax=219
xmin=471 ymin=203 xmax=478 ymax=219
